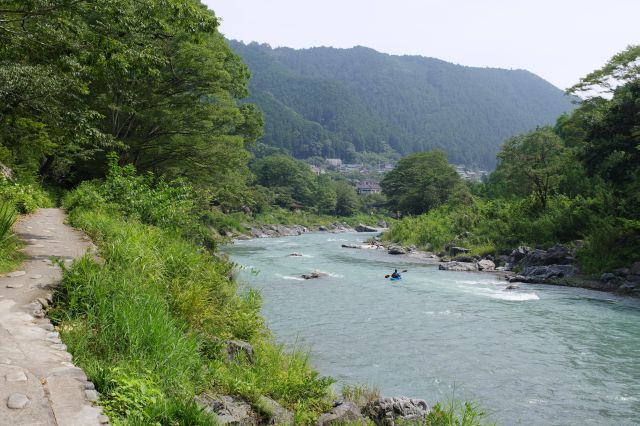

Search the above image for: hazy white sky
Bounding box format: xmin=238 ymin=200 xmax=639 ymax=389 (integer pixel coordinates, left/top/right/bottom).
xmin=204 ymin=0 xmax=639 ymax=90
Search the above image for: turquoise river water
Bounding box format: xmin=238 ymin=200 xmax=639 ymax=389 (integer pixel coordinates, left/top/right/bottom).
xmin=223 ymin=232 xmax=640 ymax=426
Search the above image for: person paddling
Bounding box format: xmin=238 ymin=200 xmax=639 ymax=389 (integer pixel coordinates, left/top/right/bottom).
xmin=391 ymin=269 xmax=400 ymax=279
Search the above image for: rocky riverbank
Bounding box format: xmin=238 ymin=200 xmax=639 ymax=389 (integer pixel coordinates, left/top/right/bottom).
xmin=352 ymin=237 xmax=640 ymax=297
xmin=237 ymin=221 xmax=388 ymax=239
xmin=237 ymin=222 xmax=354 ymax=239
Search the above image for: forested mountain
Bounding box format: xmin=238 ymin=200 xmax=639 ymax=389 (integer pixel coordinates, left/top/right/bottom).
xmin=229 ymin=40 xmax=575 ymax=168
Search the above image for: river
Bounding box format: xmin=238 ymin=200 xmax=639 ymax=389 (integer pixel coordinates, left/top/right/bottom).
xmin=223 ymin=232 xmax=640 ymax=426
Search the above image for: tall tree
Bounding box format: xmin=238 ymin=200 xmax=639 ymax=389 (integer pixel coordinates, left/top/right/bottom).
xmin=381 ymin=150 xmax=462 ymax=215
xmin=492 ymin=127 xmax=565 ymax=209
xmin=334 ymin=181 xmax=358 ymax=216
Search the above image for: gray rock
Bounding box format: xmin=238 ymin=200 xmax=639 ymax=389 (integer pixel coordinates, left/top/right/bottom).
xmin=7 ymin=393 xmax=30 ymax=409
xmin=505 ymin=284 xmax=519 ymax=290
xmin=85 ymin=390 xmax=98 ymax=402
xmin=510 ymin=246 xmax=532 ymax=263
xmin=521 ymin=244 xmax=574 ymax=268
xmin=0 ymin=161 xmax=14 ymax=180
xmin=601 ymin=272 xmax=617 ymax=282
xmin=195 ymin=395 xmax=259 ymax=426
xmin=449 ymin=246 xmax=470 ymax=256
xmin=509 ymin=265 xmax=579 ymax=283
xmin=618 ymin=281 xmax=638 ymax=292
xmin=438 ymin=261 xmax=478 ymax=272
xmin=626 ymin=274 xmax=640 ymax=284
xmin=342 ymin=244 xmax=361 ymax=249
xmin=388 ymin=246 xmax=406 ymax=255
xmin=355 ymin=224 xmax=378 ymax=232
xmin=301 ymin=271 xmax=327 ymax=280
xmin=377 ymin=220 xmax=388 ymax=228
xmin=225 ymin=340 xmax=256 ymax=364
xmin=477 ymin=259 xmax=496 ymax=271
xmin=613 ymin=268 xmax=630 ymax=277
xmin=423 ymin=243 xmax=433 ymax=251
xmin=259 ymin=396 xmax=293 ymax=425
xmin=7 ymin=270 xmax=26 ymax=278
xmin=5 ymin=371 xmax=28 ymax=382
xmin=99 ymin=415 xmax=110 ymax=424
xmin=362 ymin=397 xmax=429 ymax=425
xmin=630 ymin=262 xmax=640 ymax=275
xmin=289 ymin=252 xmax=302 ymax=257
xmin=318 ymin=226 xmax=328 ymax=231
xmin=318 ymin=402 xmax=365 ymax=425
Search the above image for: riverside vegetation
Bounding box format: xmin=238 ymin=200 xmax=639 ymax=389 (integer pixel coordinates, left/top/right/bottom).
xmin=381 ymin=45 xmax=640 ymax=281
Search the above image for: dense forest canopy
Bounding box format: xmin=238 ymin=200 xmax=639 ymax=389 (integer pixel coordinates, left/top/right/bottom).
xmin=229 ymin=40 xmax=576 ymax=169
xmin=0 ymin=0 xmax=262 ymax=200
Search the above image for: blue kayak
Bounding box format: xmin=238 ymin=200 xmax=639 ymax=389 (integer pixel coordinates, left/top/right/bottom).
xmin=389 ymin=276 xmax=402 ymax=281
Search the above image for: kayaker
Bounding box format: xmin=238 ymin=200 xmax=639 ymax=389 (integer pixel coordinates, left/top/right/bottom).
xmin=391 ymin=269 xmax=400 ymax=279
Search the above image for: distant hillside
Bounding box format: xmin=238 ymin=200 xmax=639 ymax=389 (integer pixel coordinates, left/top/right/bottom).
xmin=229 ymin=40 xmax=574 ymax=168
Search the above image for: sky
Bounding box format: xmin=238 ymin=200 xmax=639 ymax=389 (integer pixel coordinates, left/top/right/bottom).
xmin=204 ymin=0 xmax=640 ymax=90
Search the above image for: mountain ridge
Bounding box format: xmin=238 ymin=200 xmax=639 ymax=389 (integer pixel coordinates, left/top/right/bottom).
xmin=229 ymin=40 xmax=575 ymax=168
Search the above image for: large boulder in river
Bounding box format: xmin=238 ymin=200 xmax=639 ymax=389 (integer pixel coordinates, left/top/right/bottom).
xmin=355 ymin=223 xmax=378 ymax=232
xmin=318 ymin=402 xmax=365 ymax=425
xmin=508 ymin=265 xmax=578 ymax=283
xmin=477 ymin=259 xmax=496 ymax=271
xmin=362 ymin=397 xmax=429 ymax=425
xmin=438 ymin=261 xmax=478 ymax=272
xmin=388 ymin=245 xmax=406 ymax=255
xmin=301 ymin=270 xmax=327 ymax=280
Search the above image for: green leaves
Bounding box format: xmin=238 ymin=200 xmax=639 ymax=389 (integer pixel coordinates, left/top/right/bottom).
xmin=493 ymin=127 xmax=565 ymax=209
xmin=568 ymin=45 xmax=640 ymax=96
xmin=381 ymin=150 xmax=463 ymax=215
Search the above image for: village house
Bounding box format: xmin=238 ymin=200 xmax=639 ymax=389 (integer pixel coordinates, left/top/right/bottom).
xmin=356 ymin=180 xmax=381 ymax=194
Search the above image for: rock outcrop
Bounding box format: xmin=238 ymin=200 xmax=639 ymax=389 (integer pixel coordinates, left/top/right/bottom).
xmin=508 ymin=265 xmax=579 ymax=283
xmin=355 ymin=224 xmax=378 ymax=232
xmin=388 ymin=246 xmax=406 ymax=255
xmin=362 ymin=397 xmax=429 ymax=426
xmin=259 ymin=396 xmax=294 ymax=425
xmin=438 ymin=261 xmax=478 ymax=272
xmin=521 ymin=244 xmax=574 ymax=267
xmin=317 ymin=402 xmax=365 ymax=425
xmin=225 ymin=340 xmax=256 ymax=364
xmin=196 ymin=395 xmax=259 ymax=425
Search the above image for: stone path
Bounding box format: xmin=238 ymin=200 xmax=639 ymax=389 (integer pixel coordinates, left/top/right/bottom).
xmin=0 ymin=208 xmax=108 ymax=425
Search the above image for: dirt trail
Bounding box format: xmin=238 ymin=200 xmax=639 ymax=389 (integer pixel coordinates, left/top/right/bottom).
xmin=0 ymin=208 xmax=108 ymax=425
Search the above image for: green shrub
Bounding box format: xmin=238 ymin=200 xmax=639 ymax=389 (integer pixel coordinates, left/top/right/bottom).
xmin=577 ymin=218 xmax=640 ymax=273
xmin=424 ymin=401 xmax=491 ymax=426
xmin=0 ymin=201 xmax=16 ymax=242
xmin=0 ymin=178 xmax=53 ymax=213
xmin=0 ymin=201 xmax=23 ymax=273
